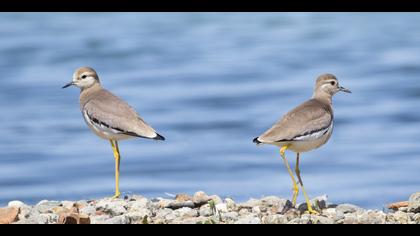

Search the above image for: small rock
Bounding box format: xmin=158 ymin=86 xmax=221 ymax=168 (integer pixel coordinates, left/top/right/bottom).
xmin=208 ymin=195 xmax=223 ymax=205
xmin=104 ymin=215 xmax=131 ymax=224
xmin=224 ymin=198 xmax=236 ymax=211
xmin=35 ymin=201 xmax=62 ymax=214
xmin=252 ymin=206 xmax=261 ymax=214
xmin=312 ymin=215 xmax=334 ymax=224
xmin=8 ymin=201 xmax=25 ymax=209
xmin=79 ymin=205 xmax=96 ymax=216
xmin=125 ymin=212 xmax=149 ymax=223
xmin=90 ymin=215 xmax=110 ymax=224
xmin=216 ymin=203 xmax=228 ymax=213
xmin=408 ymin=192 xmax=420 ymax=213
xmin=96 ymin=199 xmax=127 ymax=216
xmin=343 ymin=214 xmax=358 ymax=224
xmin=159 ymin=198 xmax=195 ymax=209
xmin=199 ymin=205 xmax=213 ymax=217
xmin=193 ymin=191 xmax=210 ymax=206
xmin=58 ymin=212 xmax=90 ymax=224
xmin=174 ymin=207 xmax=199 ymax=218
xmin=0 ymin=207 xmax=19 ymax=224
xmin=175 ymin=194 xmax=192 ymax=202
xmin=61 ymin=201 xmax=76 ymax=209
xmin=221 ymin=212 xmax=239 ymax=222
xmin=263 ymin=215 xmax=288 ymax=224
xmin=37 ymin=213 xmax=59 ymax=224
xmin=357 ymin=210 xmax=386 ymax=224
xmin=322 ymin=208 xmax=344 ymax=222
xmin=154 ymin=208 xmax=174 ymax=222
xmin=412 ymin=213 xmax=420 ymax=223
xmin=336 ymin=204 xmax=361 ymax=214
xmin=393 ymin=211 xmax=410 ymax=224
xmin=238 ymin=198 xmax=260 ymax=209
xmin=234 ymin=214 xmax=261 ymax=224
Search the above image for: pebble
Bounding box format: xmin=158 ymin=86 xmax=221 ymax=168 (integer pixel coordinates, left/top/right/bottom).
xmin=408 ymin=192 xmax=420 ymax=213
xmin=336 ymin=203 xmax=361 ymax=214
xmin=8 ymin=201 xmax=25 ymax=208
xmin=6 ymin=191 xmax=420 ymax=224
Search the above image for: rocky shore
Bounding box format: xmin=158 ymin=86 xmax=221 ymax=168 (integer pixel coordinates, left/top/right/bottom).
xmin=1 ymin=192 xmax=419 ymax=224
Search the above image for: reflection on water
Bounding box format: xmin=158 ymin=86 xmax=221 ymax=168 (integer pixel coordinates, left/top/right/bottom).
xmin=0 ymin=13 xmax=419 ymax=209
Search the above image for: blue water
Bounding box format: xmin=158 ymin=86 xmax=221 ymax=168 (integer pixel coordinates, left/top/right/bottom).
xmin=1 ymin=13 xmax=419 ymax=209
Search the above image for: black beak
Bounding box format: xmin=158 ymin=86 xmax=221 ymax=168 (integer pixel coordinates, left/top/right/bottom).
xmin=339 ymin=86 xmax=352 ymax=93
xmin=62 ymin=82 xmax=74 ymax=89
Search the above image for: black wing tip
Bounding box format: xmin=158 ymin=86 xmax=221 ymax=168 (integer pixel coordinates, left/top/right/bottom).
xmin=253 ymin=137 xmax=261 ymax=145
xmin=153 ymin=133 xmax=165 ymax=141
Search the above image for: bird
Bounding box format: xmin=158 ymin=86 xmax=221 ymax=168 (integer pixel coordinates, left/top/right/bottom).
xmin=253 ymin=74 xmax=351 ymax=214
xmin=63 ymin=67 xmax=165 ymax=199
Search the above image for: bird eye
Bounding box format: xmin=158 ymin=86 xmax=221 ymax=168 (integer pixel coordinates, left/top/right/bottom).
xmin=81 ymin=75 xmax=87 ymax=79
xmin=330 ymin=81 xmax=336 ymax=86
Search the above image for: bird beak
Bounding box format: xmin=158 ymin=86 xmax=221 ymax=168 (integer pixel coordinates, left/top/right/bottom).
xmin=62 ymin=82 xmax=74 ymax=89
xmin=339 ymin=86 xmax=352 ymax=93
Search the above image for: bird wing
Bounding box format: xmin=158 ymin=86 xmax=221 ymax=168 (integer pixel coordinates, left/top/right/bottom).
xmin=257 ymin=99 xmax=333 ymax=143
xmin=83 ymin=89 xmax=159 ymax=139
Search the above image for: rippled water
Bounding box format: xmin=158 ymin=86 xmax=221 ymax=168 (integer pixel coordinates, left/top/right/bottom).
xmin=1 ymin=13 xmax=420 ymax=209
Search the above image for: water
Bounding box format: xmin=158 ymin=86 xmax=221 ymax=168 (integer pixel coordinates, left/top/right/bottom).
xmin=1 ymin=13 xmax=419 ymax=209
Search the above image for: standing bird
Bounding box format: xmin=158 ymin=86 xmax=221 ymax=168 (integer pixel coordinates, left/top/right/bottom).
xmin=253 ymin=74 xmax=351 ymax=214
xmin=63 ymin=67 xmax=165 ymax=198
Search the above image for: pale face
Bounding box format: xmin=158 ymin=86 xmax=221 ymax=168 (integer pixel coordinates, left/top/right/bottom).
xmin=72 ymin=71 xmax=98 ymax=89
xmin=62 ymin=67 xmax=99 ymax=90
xmin=316 ymin=74 xmax=351 ymax=96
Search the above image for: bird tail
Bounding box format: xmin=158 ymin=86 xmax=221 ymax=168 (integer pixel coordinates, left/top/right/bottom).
xmin=153 ymin=132 xmax=166 ymax=141
xmin=253 ymin=137 xmax=262 ymax=146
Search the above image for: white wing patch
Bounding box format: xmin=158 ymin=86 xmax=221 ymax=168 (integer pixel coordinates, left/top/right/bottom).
xmin=83 ymin=110 xmax=123 ymax=135
xmin=293 ymin=121 xmax=333 ymax=141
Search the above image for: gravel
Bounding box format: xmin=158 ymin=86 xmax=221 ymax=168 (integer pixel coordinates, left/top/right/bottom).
xmin=1 ymin=191 xmax=419 ymax=224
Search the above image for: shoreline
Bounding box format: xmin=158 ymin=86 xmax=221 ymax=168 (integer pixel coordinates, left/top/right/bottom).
xmin=1 ymin=191 xmax=419 ymax=224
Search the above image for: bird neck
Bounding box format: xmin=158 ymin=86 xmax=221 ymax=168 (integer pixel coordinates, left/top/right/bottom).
xmin=79 ymin=83 xmax=102 ymax=107
xmin=312 ymin=91 xmax=333 ymax=106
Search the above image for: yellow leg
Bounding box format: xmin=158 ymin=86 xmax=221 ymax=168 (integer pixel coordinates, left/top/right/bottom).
xmin=280 ymin=145 xmax=299 ymax=206
xmin=295 ymin=153 xmax=318 ymax=215
xmin=110 ymin=140 xmax=121 ymax=199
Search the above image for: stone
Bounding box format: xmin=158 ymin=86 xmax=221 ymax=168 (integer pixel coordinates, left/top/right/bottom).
xmin=199 ymin=204 xmax=213 ymax=217
xmin=393 ymin=211 xmax=410 ymax=224
xmin=336 ymin=204 xmax=361 ymax=214
xmin=35 ymin=201 xmax=62 ymax=214
xmin=216 ymin=203 xmax=228 ymax=213
xmin=79 ymin=205 xmax=96 ymax=216
xmin=90 ymin=215 xmax=110 ymax=224
xmin=125 ymin=212 xmax=149 ymax=223
xmin=221 ymin=212 xmax=239 ymax=222
xmin=412 ymin=213 xmax=420 ymax=223
xmin=208 ymin=195 xmax=223 ymax=205
xmin=8 ymin=201 xmax=25 ymax=209
xmin=104 ymin=215 xmax=131 ymax=224
xmin=322 ymin=208 xmax=344 ymax=222
xmin=311 ymin=215 xmax=334 ymax=224
xmin=343 ymin=214 xmax=358 ymax=224
xmin=58 ymin=212 xmax=90 ymax=224
xmin=234 ymin=214 xmax=261 ymax=224
xmin=224 ymin=198 xmax=236 ymax=211
xmin=193 ymin=191 xmax=210 ymax=206
xmin=0 ymin=207 xmax=19 ymax=224
xmin=96 ymin=199 xmax=127 ymax=216
xmin=408 ymin=192 xmax=420 ymax=213
xmin=357 ymin=210 xmax=386 ymax=224
xmin=37 ymin=213 xmax=59 ymax=224
xmin=159 ymin=199 xmax=195 ymax=209
xmin=175 ymin=194 xmax=192 ymax=202
xmin=263 ymin=215 xmax=288 ymax=224
xmin=238 ymin=198 xmax=260 ymax=209
xmin=61 ymin=201 xmax=76 ymax=209
xmin=174 ymin=207 xmax=199 ymax=218
xmin=252 ymin=206 xmax=261 ymax=214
